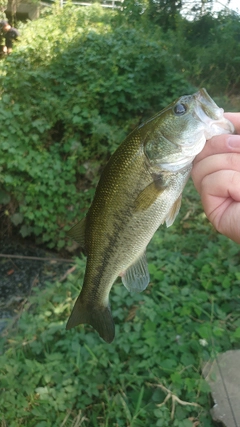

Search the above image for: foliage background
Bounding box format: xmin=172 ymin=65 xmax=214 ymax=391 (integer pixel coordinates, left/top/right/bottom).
xmin=1 ymin=3 xmax=240 ymax=249
xmin=1 ymin=2 xmax=240 ymax=426
xmin=0 ymin=4 xmax=194 ymax=248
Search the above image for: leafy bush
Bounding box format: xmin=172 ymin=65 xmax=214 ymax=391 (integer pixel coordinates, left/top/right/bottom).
xmin=1 ymin=182 xmax=240 ymax=426
xmin=0 ymin=4 xmax=193 ymax=249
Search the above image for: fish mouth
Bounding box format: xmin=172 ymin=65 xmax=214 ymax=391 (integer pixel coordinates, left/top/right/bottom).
xmin=195 ymin=88 xmax=221 ymax=120
xmin=194 ymin=88 xmax=235 ymax=136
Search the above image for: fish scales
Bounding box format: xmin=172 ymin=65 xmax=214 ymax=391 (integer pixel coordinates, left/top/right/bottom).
xmin=85 ymin=132 xmax=186 ymax=289
xmin=66 ymin=88 xmax=235 ymax=343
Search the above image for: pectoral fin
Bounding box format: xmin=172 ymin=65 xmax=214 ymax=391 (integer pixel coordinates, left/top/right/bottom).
xmin=165 ymin=195 xmax=182 ymax=227
xmin=134 ymin=179 xmax=165 ymax=212
xmin=67 ymin=217 xmax=86 ymax=248
xmin=121 ymin=251 xmax=150 ymax=293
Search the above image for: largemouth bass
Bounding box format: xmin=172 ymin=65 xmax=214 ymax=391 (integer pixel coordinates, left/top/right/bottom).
xmin=67 ymin=88 xmax=234 ymax=343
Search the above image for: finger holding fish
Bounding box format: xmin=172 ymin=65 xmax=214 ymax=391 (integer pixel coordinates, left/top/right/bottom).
xmin=193 ymin=113 xmax=240 ymax=166
xmin=192 ymin=113 xmax=240 ymax=243
xmin=192 ymin=151 xmax=240 ymax=193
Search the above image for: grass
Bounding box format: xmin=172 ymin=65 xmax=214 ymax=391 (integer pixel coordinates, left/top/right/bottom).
xmin=1 ymin=180 xmax=240 ymax=427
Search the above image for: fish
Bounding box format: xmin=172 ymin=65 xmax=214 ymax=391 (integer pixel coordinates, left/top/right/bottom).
xmin=66 ymin=88 xmax=234 ymax=343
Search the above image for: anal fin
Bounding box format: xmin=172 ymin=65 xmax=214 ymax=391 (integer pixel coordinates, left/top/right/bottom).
xmin=121 ymin=251 xmax=150 ymax=293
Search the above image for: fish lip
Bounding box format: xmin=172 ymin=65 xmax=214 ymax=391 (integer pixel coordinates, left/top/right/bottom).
xmin=193 ymin=88 xmax=235 ymax=135
xmin=194 ymin=88 xmax=222 ymax=120
xmin=195 ymin=88 xmax=218 ymax=106
xmin=194 ymin=106 xmax=235 ymax=135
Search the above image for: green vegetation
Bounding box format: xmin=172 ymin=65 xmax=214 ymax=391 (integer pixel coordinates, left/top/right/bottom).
xmin=1 ymin=181 xmax=240 ymax=426
xmin=0 ymin=4 xmax=193 ymax=249
xmin=1 ymin=4 xmax=240 ymax=248
xmin=1 ymin=2 xmax=240 ymax=426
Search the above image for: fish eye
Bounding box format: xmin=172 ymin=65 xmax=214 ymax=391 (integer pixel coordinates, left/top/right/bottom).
xmin=173 ymin=103 xmax=187 ymax=115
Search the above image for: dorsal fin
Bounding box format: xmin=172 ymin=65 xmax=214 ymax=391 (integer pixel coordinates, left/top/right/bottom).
xmin=67 ymin=217 xmax=86 ymax=249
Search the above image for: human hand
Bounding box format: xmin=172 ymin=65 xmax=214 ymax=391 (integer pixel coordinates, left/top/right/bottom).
xmin=191 ymin=113 xmax=240 ymax=243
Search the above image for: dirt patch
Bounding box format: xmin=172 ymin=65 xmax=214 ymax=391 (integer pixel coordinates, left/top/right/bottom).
xmin=0 ymin=238 xmax=73 ymax=332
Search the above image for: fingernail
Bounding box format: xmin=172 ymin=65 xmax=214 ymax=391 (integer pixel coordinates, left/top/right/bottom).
xmin=227 ymin=135 xmax=240 ymax=148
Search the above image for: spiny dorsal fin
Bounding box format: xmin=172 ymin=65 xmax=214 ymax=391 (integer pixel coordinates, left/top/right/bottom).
xmin=121 ymin=251 xmax=150 ymax=293
xmin=67 ymin=217 xmax=86 ymax=248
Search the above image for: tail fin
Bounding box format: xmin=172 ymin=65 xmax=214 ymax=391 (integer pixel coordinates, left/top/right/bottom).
xmin=66 ymin=295 xmax=115 ymax=343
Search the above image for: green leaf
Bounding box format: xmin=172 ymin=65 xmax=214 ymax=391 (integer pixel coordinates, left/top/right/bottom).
xmin=11 ymin=213 xmax=24 ymax=226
